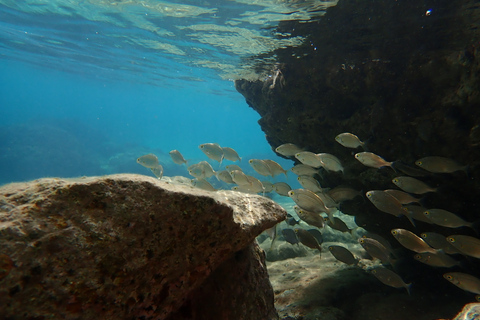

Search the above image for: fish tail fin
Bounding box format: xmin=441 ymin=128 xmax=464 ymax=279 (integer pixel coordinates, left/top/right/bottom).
xmin=405 ymin=283 xmax=413 ymax=295
xmin=389 ymin=161 xmax=399 ymax=173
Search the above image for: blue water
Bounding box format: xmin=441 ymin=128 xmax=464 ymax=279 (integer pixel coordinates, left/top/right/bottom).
xmin=0 ymin=0 xmax=332 ymax=185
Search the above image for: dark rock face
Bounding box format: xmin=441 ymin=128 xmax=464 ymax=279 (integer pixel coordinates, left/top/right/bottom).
xmin=0 ymin=174 xmax=285 ymax=319
xmin=235 ymin=0 xmax=480 ymax=313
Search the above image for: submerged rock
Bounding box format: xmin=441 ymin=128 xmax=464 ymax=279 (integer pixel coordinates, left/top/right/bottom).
xmin=0 ymin=174 xmax=285 ymax=319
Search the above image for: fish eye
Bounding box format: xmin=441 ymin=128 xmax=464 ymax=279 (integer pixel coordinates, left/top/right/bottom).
xmin=424 ymin=211 xmax=430 ymax=215
xmin=445 ymin=275 xmax=453 ymax=280
xmin=391 ymin=230 xmax=397 ymax=235
xmin=414 ymin=254 xmax=420 ymax=259
xmin=447 ymin=237 xmax=455 ymax=243
xmin=417 ymin=161 xmax=423 ymax=166
xmin=421 ymin=233 xmax=427 ymax=238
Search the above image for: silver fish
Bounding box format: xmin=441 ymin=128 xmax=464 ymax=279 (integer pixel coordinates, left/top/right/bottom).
xmin=371 ymin=267 xmax=411 ymax=294
xmin=329 ymin=245 xmax=359 ymax=266
xmin=199 ymin=143 xmax=224 ymax=164
xmin=169 ymin=150 xmax=187 ymax=165
xmin=288 ymin=189 xmax=332 ymax=215
xmin=355 ymin=152 xmax=392 ymax=169
xmin=294 ymin=228 xmax=322 ymax=254
xmin=295 ymin=151 xmax=323 ymax=168
xmin=335 ymin=132 xmax=365 ymax=149
xmin=261 ymin=180 xmax=274 ymax=193
xmin=297 ymin=175 xmax=323 ymax=192
xmin=391 ymin=228 xmax=436 ymax=253
xmin=324 ymin=217 xmax=351 ymax=233
xmin=229 ymin=170 xmax=251 ymax=186
xmin=392 ymin=176 xmax=437 ymax=194
xmin=358 ymin=238 xmax=394 ymax=264
xmin=444 ymin=272 xmax=480 ymax=297
xmin=191 ymin=178 xmax=216 ymax=191
xmin=275 ymin=143 xmax=303 ymax=157
xmin=404 ymin=205 xmax=433 ymax=224
xmin=281 ymin=229 xmax=299 ymax=245
xmin=291 ymin=164 xmax=319 ymax=176
xmin=222 ymin=147 xmax=241 ymax=162
xmin=415 ymin=156 xmax=466 ymax=173
xmin=384 ymin=189 xmax=421 ymax=205
xmin=249 ymin=159 xmax=273 ymax=176
xmin=216 ymin=170 xmax=235 ymax=184
xmin=294 ymin=205 xmax=325 ymax=229
xmin=273 ymin=182 xmax=292 ymax=196
xmin=137 ymin=153 xmax=160 ymax=169
xmin=447 ymin=235 xmax=480 ymax=258
xmin=414 ymin=252 xmax=459 ymax=268
xmin=420 ymin=232 xmax=459 ymax=254
xmin=317 ymin=153 xmax=344 ymax=173
xmin=188 ymin=161 xmax=216 ymax=179
xmin=264 ymin=159 xmax=287 ymax=177
xmin=423 ymin=209 xmax=474 ymax=229
xmin=327 ymin=186 xmax=362 ymax=203
xmin=366 ymin=190 xmax=414 ymax=225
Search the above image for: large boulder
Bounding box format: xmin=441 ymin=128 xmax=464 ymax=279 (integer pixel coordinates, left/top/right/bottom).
xmin=0 ymin=174 xmax=285 ymax=319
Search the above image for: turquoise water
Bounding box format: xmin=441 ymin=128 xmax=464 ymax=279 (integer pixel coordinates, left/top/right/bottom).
xmin=0 ymin=0 xmax=334 ymax=185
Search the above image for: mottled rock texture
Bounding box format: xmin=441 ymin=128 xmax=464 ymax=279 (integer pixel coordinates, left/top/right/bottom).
xmin=0 ymin=174 xmax=285 ymax=320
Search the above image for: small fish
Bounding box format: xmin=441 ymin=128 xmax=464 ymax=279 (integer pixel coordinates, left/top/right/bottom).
xmin=316 ymin=192 xmax=339 ymax=209
xmin=216 ymin=170 xmax=235 ymax=184
xmin=335 ymin=132 xmax=365 ymax=149
xmin=244 ymin=175 xmax=265 ymax=194
xmin=261 ymin=180 xmax=274 ymax=193
xmin=232 ymin=185 xmax=258 ymax=194
xmin=169 ymin=150 xmax=187 ymax=165
xmin=188 ymin=161 xmax=216 ymax=179
xmin=329 ymin=245 xmax=359 ymax=266
xmin=289 ymin=189 xmax=332 ymax=215
xmin=392 ymin=176 xmax=437 ymax=194
xmin=229 ymin=170 xmax=251 ymax=186
xmin=327 ymin=186 xmax=362 ymax=203
xmin=294 ymin=205 xmax=325 ymax=229
xmin=362 ymin=233 xmax=393 ymax=252
xmin=281 ymin=229 xmax=299 ymax=245
xmin=307 ymin=229 xmax=323 ymax=244
xmin=265 ymin=224 xmax=277 ymax=250
xmin=225 ymin=164 xmax=242 ymax=172
xmin=384 ymin=189 xmax=421 ymax=205
xmin=414 ymin=252 xmax=460 ymax=268
xmin=415 ymin=156 xmax=466 ymax=174
xmin=285 ymin=213 xmax=300 ymax=226
xmin=264 ymin=159 xmax=288 ymax=177
xmin=421 ymin=232 xmax=460 ymax=254
xmin=137 ymin=154 xmax=160 ymax=169
xmin=391 ymin=228 xmax=436 ymax=253
xmin=447 ymin=235 xmax=480 ymax=258
xmin=150 ymin=165 xmax=163 ymax=179
xmin=324 ymin=217 xmax=351 ymax=234
xmin=199 ymin=143 xmax=224 ymax=164
xmin=392 ymin=161 xmax=430 ymax=177
xmin=317 ymin=153 xmax=344 ymax=173
xmin=295 ymin=151 xmax=323 ymax=168
xmin=366 ymin=190 xmax=415 ymax=225
xmin=294 ymin=228 xmax=322 ymax=254
xmin=191 ymin=178 xmax=216 ymax=191
xmin=297 ymin=175 xmax=323 ymax=193
xmin=371 ymin=267 xmax=411 ymax=294
xmin=355 ymin=152 xmax=393 ymax=169
xmin=423 ymin=209 xmax=474 ymax=229
xmin=275 ymin=143 xmax=303 ymax=157
xmin=273 ymin=182 xmax=292 ymax=196
xmin=291 ymin=164 xmax=319 ymax=176
xmin=222 ymin=147 xmax=241 ymax=162
xmin=444 ymin=272 xmax=480 ymax=298
xmin=249 ymin=159 xmax=273 ymax=176
xmin=404 ymin=205 xmax=433 ymax=224
xmin=359 ymin=237 xmax=396 ymax=264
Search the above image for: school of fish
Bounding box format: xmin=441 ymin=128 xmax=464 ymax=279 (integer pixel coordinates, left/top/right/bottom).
xmin=136 ymin=132 xmax=480 ymax=300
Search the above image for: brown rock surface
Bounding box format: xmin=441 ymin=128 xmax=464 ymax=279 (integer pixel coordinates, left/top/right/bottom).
xmin=0 ymin=174 xmax=285 ymax=319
